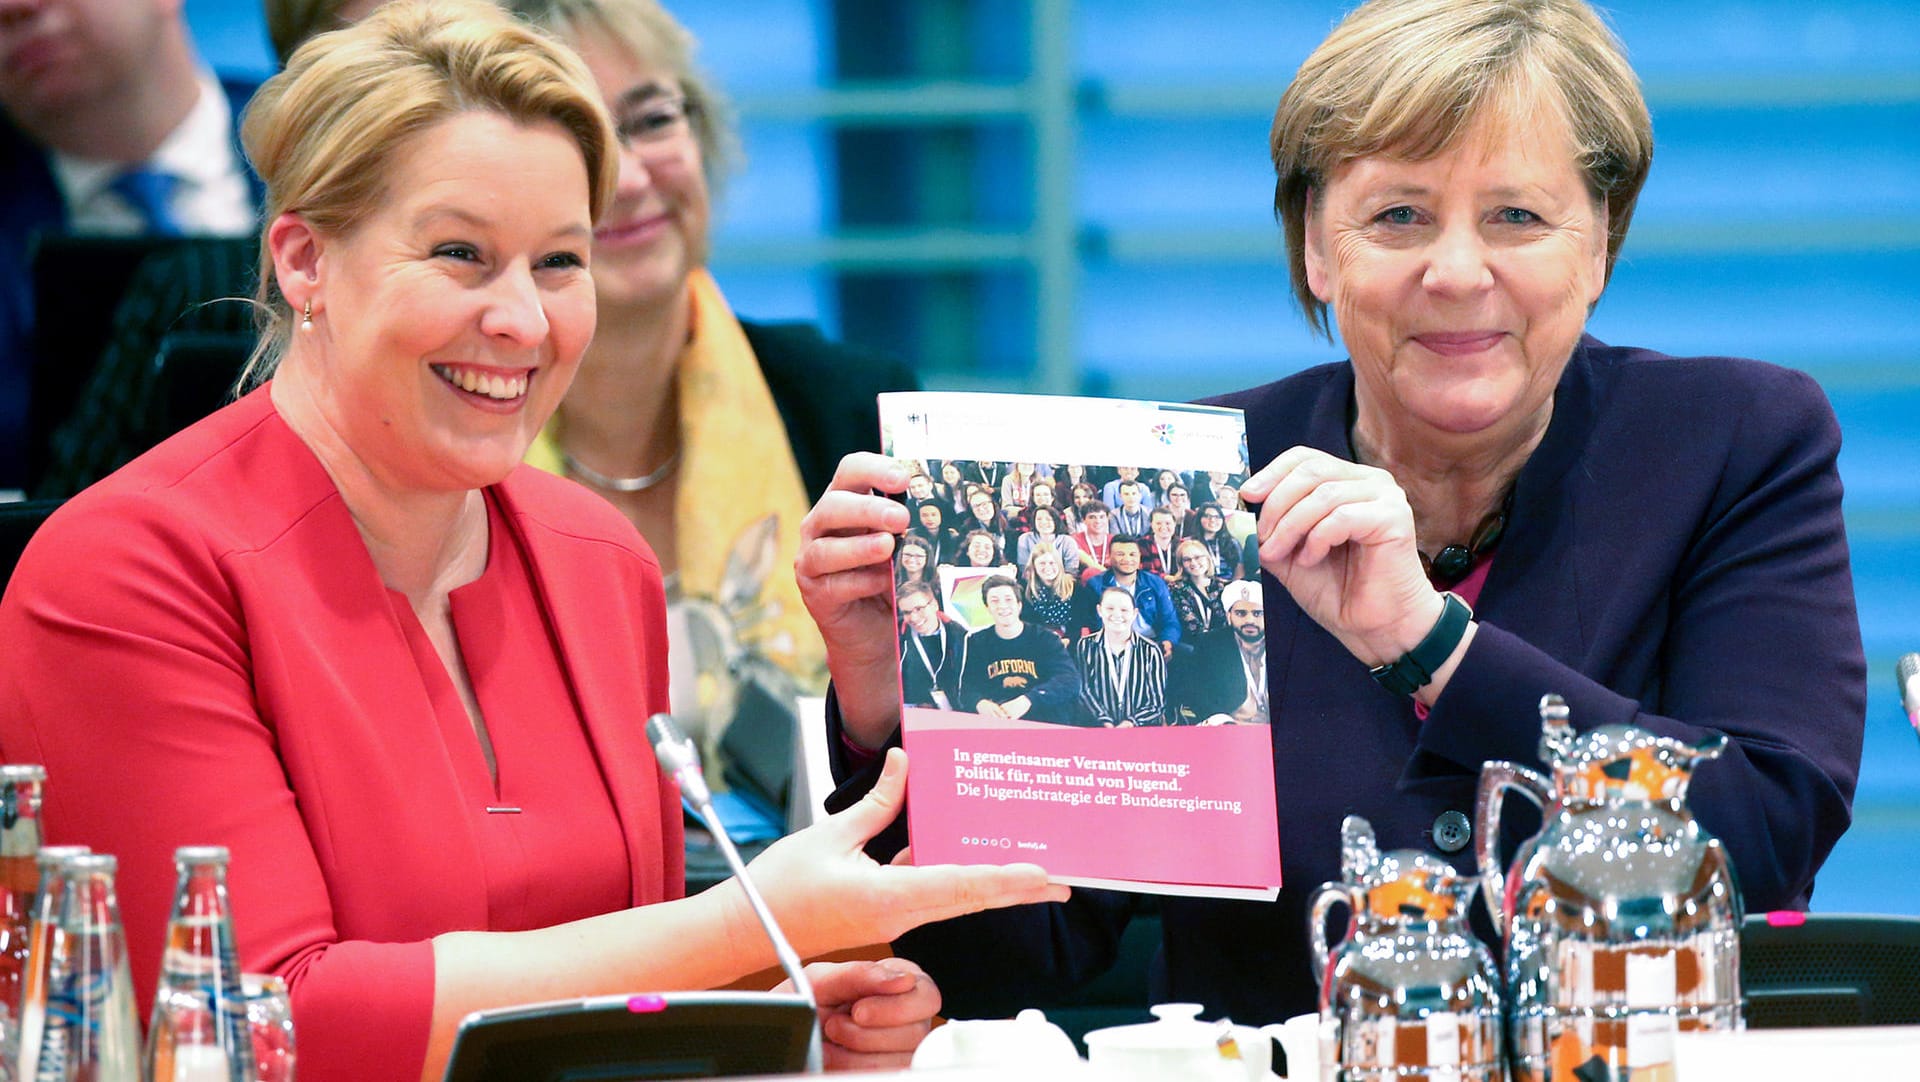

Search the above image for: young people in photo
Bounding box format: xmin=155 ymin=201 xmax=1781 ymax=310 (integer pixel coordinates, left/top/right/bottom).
xmin=1001 ymin=462 xmax=1040 ymax=512
xmin=964 ymin=460 xmax=1004 ymax=490
xmin=1185 ymin=501 xmax=1243 ymax=577
xmin=895 ymin=536 xmax=944 ymax=609
xmin=1085 ymin=537 xmax=1180 ymax=653
xmin=1141 ymin=508 xmax=1181 ymax=577
xmin=1011 ymin=480 xmax=1058 ymax=534
xmin=1070 ymin=501 xmax=1114 ymax=579
xmin=956 ymin=576 xmax=1081 ymax=724
xmin=1016 ymin=505 xmax=1080 ymax=578
xmin=903 ymin=468 xmax=939 ymax=520
xmin=1064 ymin=481 xmax=1097 ymax=533
xmin=912 ymin=501 xmax=963 ymax=567
xmin=1072 ymin=587 xmax=1169 ymax=727
xmin=1109 ymin=480 xmax=1151 ymax=537
xmin=1205 ymin=469 xmax=1241 ymax=510
xmin=897 ymin=580 xmax=964 ymax=711
xmin=1021 ymin=544 xmax=1096 ymax=644
xmin=1100 ymin=465 xmax=1152 ymax=511
xmin=1168 ymin=538 xmax=1228 ymax=641
xmin=1163 ymin=483 xmax=1194 ymax=533
xmin=1167 ymin=580 xmax=1268 ymax=726
xmin=961 ymin=529 xmax=1005 ymax=569
xmin=964 ymin=486 xmax=1012 ymax=558
xmin=938 ymin=461 xmax=969 ymax=519
xmin=1151 ymin=469 xmax=1181 ymax=508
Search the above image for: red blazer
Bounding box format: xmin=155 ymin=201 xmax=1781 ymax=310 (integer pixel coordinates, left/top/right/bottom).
xmin=0 ymin=389 xmax=682 ymax=1082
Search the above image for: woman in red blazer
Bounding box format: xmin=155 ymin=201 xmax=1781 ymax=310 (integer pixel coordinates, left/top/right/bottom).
xmin=0 ymin=6 xmax=1061 ymax=1081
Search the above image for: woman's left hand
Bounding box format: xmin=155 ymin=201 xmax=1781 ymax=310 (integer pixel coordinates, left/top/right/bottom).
xmin=796 ymin=452 xmax=913 ymax=750
xmin=781 ymin=958 xmax=941 ymax=1070
xmin=1241 ymin=446 xmax=1442 ymax=667
xmin=746 ymin=748 xmax=1070 ymax=960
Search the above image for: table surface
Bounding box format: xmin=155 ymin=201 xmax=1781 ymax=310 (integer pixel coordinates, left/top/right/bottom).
xmin=715 ymin=1024 xmax=1920 ymax=1081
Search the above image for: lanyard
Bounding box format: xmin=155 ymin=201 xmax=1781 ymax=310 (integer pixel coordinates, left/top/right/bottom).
xmin=1084 ymin=532 xmax=1109 ymax=564
xmin=911 ymin=628 xmax=946 ymax=682
xmin=1240 ymin=644 xmax=1267 ymax=711
xmin=1187 ymin=583 xmax=1214 ymax=632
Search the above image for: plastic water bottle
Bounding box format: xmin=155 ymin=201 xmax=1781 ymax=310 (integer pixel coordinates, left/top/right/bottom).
xmin=145 ymin=847 xmax=254 ymax=1082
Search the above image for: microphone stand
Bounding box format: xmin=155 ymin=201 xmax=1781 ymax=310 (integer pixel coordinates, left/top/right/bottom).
xmin=647 ymin=713 xmax=823 ymax=1072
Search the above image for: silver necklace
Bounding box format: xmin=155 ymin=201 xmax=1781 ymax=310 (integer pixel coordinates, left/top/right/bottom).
xmin=562 ymin=448 xmax=682 ymax=492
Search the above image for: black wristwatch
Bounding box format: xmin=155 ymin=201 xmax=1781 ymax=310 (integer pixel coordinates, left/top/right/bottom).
xmin=1368 ymin=592 xmax=1473 ymax=697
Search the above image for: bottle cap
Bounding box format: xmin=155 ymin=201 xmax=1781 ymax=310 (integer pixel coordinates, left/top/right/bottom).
xmin=35 ymin=844 xmax=91 ymax=868
xmin=65 ymin=852 xmax=117 ymax=874
xmin=174 ymin=845 xmax=231 ymax=865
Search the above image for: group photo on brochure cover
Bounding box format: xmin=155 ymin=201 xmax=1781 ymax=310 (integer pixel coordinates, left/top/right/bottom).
xmin=892 ymin=455 xmax=1271 ymax=731
xmin=870 ymin=393 xmax=1283 ymax=899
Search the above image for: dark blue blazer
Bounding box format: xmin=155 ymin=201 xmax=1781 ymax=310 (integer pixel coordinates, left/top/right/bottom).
xmin=0 ymin=76 xmax=260 ymax=488
xmin=830 ymin=336 xmax=1866 ymax=1026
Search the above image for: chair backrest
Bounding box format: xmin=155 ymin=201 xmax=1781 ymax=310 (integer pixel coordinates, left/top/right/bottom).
xmin=1741 ymin=913 xmax=1920 ymax=1027
xmin=31 ymin=237 xmax=255 ymax=497
xmin=27 ymin=235 xmax=184 ymax=484
xmin=155 ymin=330 xmax=253 ymax=438
xmin=0 ymin=499 xmax=61 ymax=595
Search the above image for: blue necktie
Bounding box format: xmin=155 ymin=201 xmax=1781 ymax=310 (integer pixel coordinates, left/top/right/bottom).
xmin=107 ymin=168 xmax=183 ymax=236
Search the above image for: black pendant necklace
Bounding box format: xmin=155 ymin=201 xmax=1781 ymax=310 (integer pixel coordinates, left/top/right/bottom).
xmin=1421 ymin=487 xmax=1515 ymax=586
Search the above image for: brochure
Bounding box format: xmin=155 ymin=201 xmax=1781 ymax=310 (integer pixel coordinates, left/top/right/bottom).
xmin=882 ymin=391 xmax=1281 ymax=900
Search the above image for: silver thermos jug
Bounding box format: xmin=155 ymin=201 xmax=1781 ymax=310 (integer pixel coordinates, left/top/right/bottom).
xmin=1475 ymin=694 xmax=1743 ymax=1082
xmin=1309 ymin=814 xmax=1505 ymax=1081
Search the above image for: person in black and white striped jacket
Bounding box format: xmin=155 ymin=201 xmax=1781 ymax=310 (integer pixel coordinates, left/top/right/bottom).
xmin=1073 ymin=586 xmax=1169 ymax=727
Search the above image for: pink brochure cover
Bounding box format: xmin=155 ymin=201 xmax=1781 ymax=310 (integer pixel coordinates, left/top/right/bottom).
xmin=880 ymin=390 xmax=1276 ymax=899
xmin=901 ymin=708 xmax=1282 ymax=898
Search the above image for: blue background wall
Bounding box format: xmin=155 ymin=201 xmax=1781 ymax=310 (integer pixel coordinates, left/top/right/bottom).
xmin=187 ymin=0 xmax=1920 ymax=914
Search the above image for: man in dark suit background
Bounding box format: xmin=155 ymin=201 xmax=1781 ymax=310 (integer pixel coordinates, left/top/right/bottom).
xmin=0 ymin=0 xmax=259 ymax=489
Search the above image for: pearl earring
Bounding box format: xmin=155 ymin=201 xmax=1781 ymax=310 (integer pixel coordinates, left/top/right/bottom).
xmin=301 ymin=300 xmax=313 ymax=330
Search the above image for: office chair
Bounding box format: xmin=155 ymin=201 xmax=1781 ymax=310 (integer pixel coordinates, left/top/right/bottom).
xmin=33 ymin=238 xmax=254 ymax=497
xmin=1741 ymin=913 xmax=1920 ymax=1028
xmin=0 ymin=499 xmax=62 ymax=592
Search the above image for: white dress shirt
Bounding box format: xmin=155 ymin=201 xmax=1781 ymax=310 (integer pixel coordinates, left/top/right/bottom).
xmin=49 ymin=69 xmax=254 ymax=237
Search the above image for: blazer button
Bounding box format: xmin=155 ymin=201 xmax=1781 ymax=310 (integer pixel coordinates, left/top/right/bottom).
xmin=1431 ymin=810 xmax=1472 ymax=853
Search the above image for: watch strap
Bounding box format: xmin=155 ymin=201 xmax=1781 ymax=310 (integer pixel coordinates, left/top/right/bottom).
xmin=1369 ymin=592 xmax=1473 ymax=697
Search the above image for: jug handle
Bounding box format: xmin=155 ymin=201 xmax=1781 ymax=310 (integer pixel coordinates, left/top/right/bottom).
xmin=1306 ymin=883 xmax=1357 ymax=992
xmin=1474 ymin=759 xmax=1551 ymax=939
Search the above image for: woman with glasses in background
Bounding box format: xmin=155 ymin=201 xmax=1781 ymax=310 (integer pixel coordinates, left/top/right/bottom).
xmin=509 ymin=0 xmax=916 ymax=735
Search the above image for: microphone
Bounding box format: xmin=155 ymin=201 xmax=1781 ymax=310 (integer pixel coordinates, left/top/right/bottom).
xmin=1898 ymin=653 xmax=1920 ymax=740
xmin=646 ymin=712 xmax=821 ymax=1071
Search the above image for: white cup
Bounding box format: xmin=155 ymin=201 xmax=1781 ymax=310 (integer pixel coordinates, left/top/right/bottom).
xmin=1084 ymin=1003 xmax=1287 ymax=1082
xmin=1274 ymin=1012 xmax=1320 ymax=1080
xmin=910 ymin=1009 xmax=1084 ymax=1071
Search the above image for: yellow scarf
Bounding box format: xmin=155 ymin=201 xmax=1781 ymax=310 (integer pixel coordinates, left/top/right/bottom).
xmin=527 ymin=270 xmax=825 ymax=699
